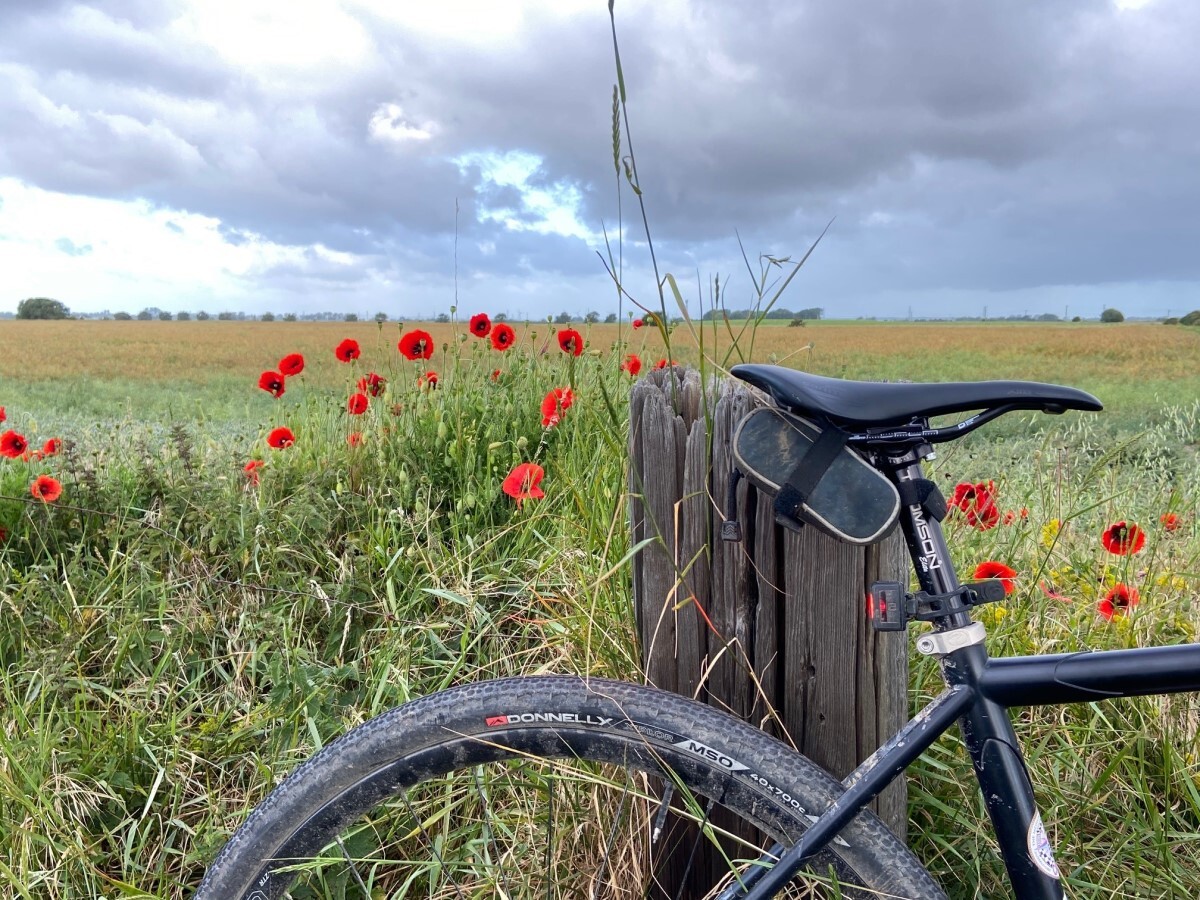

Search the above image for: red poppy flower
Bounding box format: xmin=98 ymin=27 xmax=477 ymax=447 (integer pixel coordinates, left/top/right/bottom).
xmin=258 ymin=370 xmax=286 ymax=398
xmin=1100 ymin=521 xmax=1145 ymax=555
xmin=490 ymin=369 xmax=502 ymax=382
xmin=347 ymin=392 xmax=369 ymax=415
xmin=557 ymin=328 xmax=584 ymax=356
xmin=267 ymin=426 xmax=295 ymax=449
xmin=632 ymin=318 xmax=644 ymax=330
xmin=0 ymin=525 xmax=8 ymax=542
xmin=540 ymin=387 xmax=575 ymax=427
xmin=418 ymin=371 xmax=439 ymax=389
xmin=347 ymin=432 xmax=364 ymax=447
xmin=398 ymin=329 xmax=434 ymax=360
xmin=0 ymin=430 xmax=28 ymax=459
xmin=949 ymin=481 xmax=1000 ymax=530
xmin=1039 ymin=581 xmax=1071 ymax=602
xmin=335 ymin=339 xmax=360 ymax=362
xmin=244 ymin=459 xmax=264 ymax=485
xmin=621 ymin=354 xmax=643 ymax=376
xmin=490 ymin=323 xmax=516 ymax=351
xmin=503 ymin=462 xmax=545 ymax=508
xmin=357 ymin=372 xmax=387 ymax=397
xmin=0 ymin=406 xmax=5 ymax=423
xmin=1098 ymin=583 xmax=1139 ymax=620
xmin=30 ymin=475 xmax=62 ymax=503
xmin=278 ymin=353 xmax=305 ymax=376
xmin=42 ymin=437 xmax=62 ymax=457
xmin=1160 ymin=512 xmax=1181 ymax=532
xmin=972 ymin=561 xmax=1018 ymax=596
xmin=654 ymin=358 xmax=671 ymax=370
xmin=469 ymin=313 xmax=492 ymax=338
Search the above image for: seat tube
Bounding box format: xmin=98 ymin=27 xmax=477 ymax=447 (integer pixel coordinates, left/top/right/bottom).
xmin=890 ymin=454 xmax=1067 ymax=898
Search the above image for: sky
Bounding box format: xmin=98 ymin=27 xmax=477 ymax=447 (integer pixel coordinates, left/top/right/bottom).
xmin=1 ymin=0 xmax=1198 ymax=321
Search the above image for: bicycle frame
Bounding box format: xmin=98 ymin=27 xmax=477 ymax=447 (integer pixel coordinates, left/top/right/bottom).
xmin=733 ymin=448 xmax=1200 ymax=900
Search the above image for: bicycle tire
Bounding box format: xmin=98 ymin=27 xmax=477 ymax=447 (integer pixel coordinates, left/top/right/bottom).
xmin=197 ymin=675 xmax=946 ymax=899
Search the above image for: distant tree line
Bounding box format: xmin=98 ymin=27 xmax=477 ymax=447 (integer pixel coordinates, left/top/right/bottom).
xmin=699 ymin=307 xmax=824 ymax=321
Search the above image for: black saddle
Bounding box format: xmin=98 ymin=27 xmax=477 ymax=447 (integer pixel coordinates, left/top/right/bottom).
xmin=730 ymin=364 xmax=1102 ymax=428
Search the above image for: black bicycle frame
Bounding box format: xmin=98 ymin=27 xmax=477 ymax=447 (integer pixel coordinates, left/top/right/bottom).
xmin=734 ymin=450 xmax=1200 ymax=900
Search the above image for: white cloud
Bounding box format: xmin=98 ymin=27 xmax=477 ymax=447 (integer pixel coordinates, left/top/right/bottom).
xmin=455 ymin=150 xmax=595 ymax=241
xmin=0 ymin=177 xmax=365 ymax=312
xmin=368 ymin=103 xmax=437 ymax=144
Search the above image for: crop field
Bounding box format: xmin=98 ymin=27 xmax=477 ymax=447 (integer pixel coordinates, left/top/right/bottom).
xmin=2 ymin=316 xmax=1199 ymax=897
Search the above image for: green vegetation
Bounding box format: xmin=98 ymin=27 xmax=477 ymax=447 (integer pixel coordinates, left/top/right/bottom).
xmin=15 ymin=297 xmax=70 ymax=319
xmin=1 ymin=322 xmax=1199 ymax=897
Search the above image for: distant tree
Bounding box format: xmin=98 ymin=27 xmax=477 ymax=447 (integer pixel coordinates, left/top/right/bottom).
xmin=604 ymin=312 xmax=617 ymax=323
xmin=113 ymin=311 xmax=133 ymax=321
xmin=374 ymin=311 xmax=388 ymax=324
xmin=1100 ymin=308 xmax=1125 ymax=323
xmin=1164 ymin=317 xmax=1180 ymax=325
xmin=554 ymin=310 xmax=574 ymax=324
xmin=136 ymin=309 xmax=154 ymax=321
xmin=434 ymin=312 xmax=450 ymax=323
xmin=283 ymin=313 xmax=297 ymax=322
xmin=1071 ymin=316 xmax=1082 ymax=322
xmin=217 ymin=311 xmax=235 ymax=321
xmin=261 ymin=311 xmax=276 ymax=322
xmin=494 ymin=312 xmax=508 ymax=323
xmin=176 ymin=311 xmax=191 ymax=321
xmin=1036 ymin=313 xmax=1060 ymax=322
xmin=796 ymin=307 xmax=824 ymax=320
xmin=156 ymin=310 xmax=172 ymax=321
xmin=344 ymin=313 xmax=358 ymax=322
xmin=16 ymin=297 xmax=70 ymax=319
xmin=196 ymin=310 xmax=210 ymax=320
xmin=641 ymin=311 xmax=662 ymax=328
xmin=788 ymin=318 xmax=806 ymax=327
xmin=1180 ymin=310 xmax=1200 ymax=326
xmin=584 ymin=310 xmax=600 ymax=324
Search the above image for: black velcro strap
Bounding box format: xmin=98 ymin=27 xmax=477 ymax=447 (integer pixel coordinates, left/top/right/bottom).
xmin=721 ymin=468 xmax=745 ymax=542
xmin=896 ymin=478 xmax=948 ymax=521
xmin=772 ymin=425 xmax=850 ymax=521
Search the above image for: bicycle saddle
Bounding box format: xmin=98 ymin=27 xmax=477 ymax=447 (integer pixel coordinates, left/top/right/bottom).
xmin=730 ymin=364 xmax=1103 ymax=427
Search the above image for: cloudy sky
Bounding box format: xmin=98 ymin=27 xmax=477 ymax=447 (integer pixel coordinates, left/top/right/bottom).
xmin=1 ymin=0 xmax=1196 ymax=320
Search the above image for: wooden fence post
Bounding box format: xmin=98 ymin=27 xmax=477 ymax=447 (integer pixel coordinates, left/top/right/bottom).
xmin=629 ymin=367 xmax=910 ymax=842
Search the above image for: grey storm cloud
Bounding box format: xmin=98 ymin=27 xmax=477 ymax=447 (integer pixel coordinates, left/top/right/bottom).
xmin=1 ymin=0 xmax=1198 ymax=315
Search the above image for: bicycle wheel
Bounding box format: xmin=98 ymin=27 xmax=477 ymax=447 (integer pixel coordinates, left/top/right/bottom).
xmin=197 ymin=675 xmax=944 ymax=899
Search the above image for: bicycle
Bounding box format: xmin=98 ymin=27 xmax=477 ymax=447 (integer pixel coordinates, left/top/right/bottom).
xmin=196 ymin=363 xmax=1200 ymax=899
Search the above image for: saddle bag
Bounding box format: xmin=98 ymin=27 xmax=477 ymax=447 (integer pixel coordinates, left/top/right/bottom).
xmin=731 ymin=406 xmax=901 ymax=545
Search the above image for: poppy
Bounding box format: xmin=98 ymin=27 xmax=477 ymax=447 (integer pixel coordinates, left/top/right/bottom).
xmin=30 ymin=475 xmax=62 ymax=503
xmin=490 ymin=369 xmax=502 ymax=382
xmin=0 ymin=430 xmax=27 ymax=459
xmin=1098 ymin=584 xmax=1139 ymax=620
xmin=972 ymin=561 xmax=1018 ymax=596
xmin=949 ymin=481 xmax=1000 ymax=530
xmin=491 ymin=323 xmax=516 ymax=351
xmin=0 ymin=525 xmax=8 ymax=542
xmin=1101 ymin=521 xmax=1145 ymax=555
xmin=279 ymin=353 xmax=305 ymax=376
xmin=267 ymin=426 xmax=295 ymax=449
xmin=357 ymin=373 xmax=387 ymax=397
xmin=1039 ymin=581 xmax=1070 ymax=602
xmin=347 ymin=432 xmax=364 ymax=447
xmin=0 ymin=406 xmax=5 ymax=423
xmin=347 ymin=392 xmax=369 ymax=415
xmin=398 ymin=329 xmax=435 ymax=360
xmin=258 ymin=370 xmax=286 ymax=398
xmin=42 ymin=437 xmax=62 ymax=457
xmin=557 ymin=329 xmax=584 ymax=356
xmin=503 ymin=462 xmax=545 ymax=508
xmin=244 ymin=459 xmax=264 ymax=485
xmin=469 ymin=313 xmax=492 ymax=338
xmin=418 ymin=371 xmax=439 ymax=389
xmin=335 ymin=339 xmax=361 ymax=362
xmin=540 ymin=387 xmax=575 ymax=427
xmin=1160 ymin=512 xmax=1181 ymax=532
xmin=621 ymin=354 xmax=643 ymax=376
xmin=632 ymin=318 xmax=644 ymax=329
xmin=654 ymin=359 xmax=670 ymax=370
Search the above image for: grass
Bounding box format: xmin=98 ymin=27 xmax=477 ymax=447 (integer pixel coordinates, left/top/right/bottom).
xmin=2 ymin=318 xmax=1199 ymax=897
